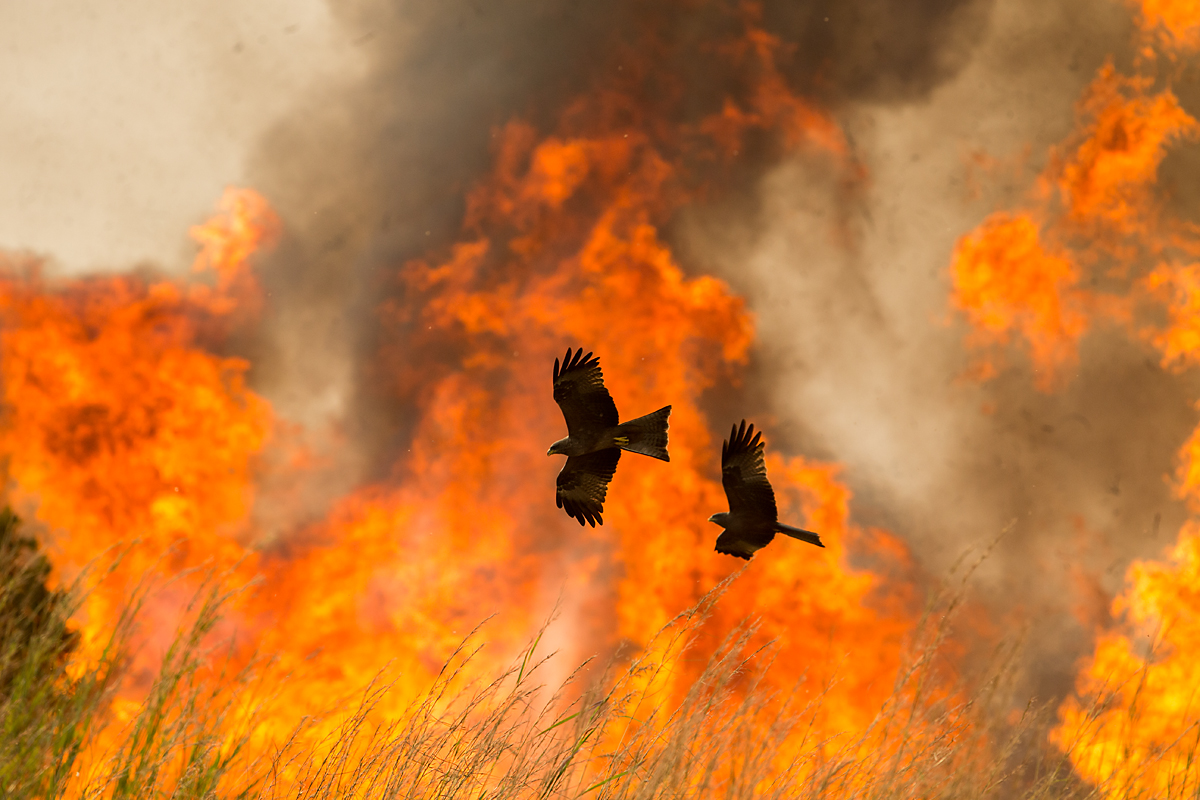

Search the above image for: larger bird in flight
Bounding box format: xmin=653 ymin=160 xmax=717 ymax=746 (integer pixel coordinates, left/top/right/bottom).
xmin=709 ymin=420 xmax=824 ymax=559
xmin=548 ymin=348 xmax=671 ymax=526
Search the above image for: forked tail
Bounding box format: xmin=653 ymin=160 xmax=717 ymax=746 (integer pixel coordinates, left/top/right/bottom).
xmin=775 ymin=523 xmax=824 ymax=548
xmin=613 ymin=406 xmax=671 ymax=461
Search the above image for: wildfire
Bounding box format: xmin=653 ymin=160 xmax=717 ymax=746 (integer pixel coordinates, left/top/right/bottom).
xmin=948 ymin=0 xmax=1200 ymax=794
xmin=363 ymin=27 xmax=916 ymax=738
xmin=949 ymin=212 xmax=1088 ymax=389
xmin=1135 ymin=0 xmax=1200 ymax=50
xmin=0 ymin=7 xmax=941 ymax=796
xmin=1054 ymin=299 xmax=1200 ymax=795
xmin=1055 ymin=65 xmax=1198 ymax=237
xmin=948 ymin=63 xmax=1199 ymax=391
xmin=1054 ymin=522 xmax=1200 ymax=797
xmin=30 ymin=0 xmax=1200 ymax=791
xmin=0 ymin=189 xmax=277 ymax=669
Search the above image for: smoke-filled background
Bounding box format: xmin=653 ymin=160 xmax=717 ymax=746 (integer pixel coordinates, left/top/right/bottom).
xmin=7 ymin=0 xmax=1200 ymax=783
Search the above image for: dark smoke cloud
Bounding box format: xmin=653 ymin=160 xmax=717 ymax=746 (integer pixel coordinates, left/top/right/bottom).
xmin=245 ymin=0 xmax=994 ymax=485
xmin=762 ymin=0 xmax=992 ymax=104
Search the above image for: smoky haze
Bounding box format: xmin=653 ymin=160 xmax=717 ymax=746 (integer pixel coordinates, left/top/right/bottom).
xmin=6 ymin=0 xmax=1182 ymax=708
xmin=685 ymin=0 xmax=1195 ymax=701
xmin=245 ymin=0 xmax=991 ymax=475
xmin=245 ymin=0 xmax=1190 ymax=702
xmin=0 ymin=0 xmax=355 ymax=275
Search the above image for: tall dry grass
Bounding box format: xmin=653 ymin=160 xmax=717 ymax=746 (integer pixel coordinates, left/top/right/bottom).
xmin=0 ymin=538 xmax=1193 ymax=799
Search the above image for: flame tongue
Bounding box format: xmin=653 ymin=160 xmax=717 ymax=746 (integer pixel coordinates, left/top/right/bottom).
xmin=346 ymin=35 xmax=917 ymax=738
xmin=0 ymin=189 xmax=278 ymax=668
xmin=0 ymin=11 xmax=934 ymax=795
xmin=948 ymin=1 xmax=1200 ymax=793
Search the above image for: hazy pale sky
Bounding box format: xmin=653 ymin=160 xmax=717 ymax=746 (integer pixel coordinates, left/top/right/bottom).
xmin=0 ymin=0 xmax=359 ymax=275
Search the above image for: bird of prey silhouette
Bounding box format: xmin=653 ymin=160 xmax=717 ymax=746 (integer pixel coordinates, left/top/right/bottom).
xmin=548 ymin=348 xmax=671 ymax=526
xmin=709 ymin=420 xmax=824 ymax=559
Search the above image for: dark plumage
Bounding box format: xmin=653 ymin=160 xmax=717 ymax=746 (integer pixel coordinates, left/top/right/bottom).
xmin=548 ymin=348 xmax=671 ymax=526
xmin=709 ymin=420 xmax=824 ymax=559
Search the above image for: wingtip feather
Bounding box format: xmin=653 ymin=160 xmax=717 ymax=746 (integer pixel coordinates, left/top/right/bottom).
xmin=556 ymin=346 xmax=603 ymax=378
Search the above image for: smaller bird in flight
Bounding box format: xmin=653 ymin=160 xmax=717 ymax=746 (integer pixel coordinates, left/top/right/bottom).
xmin=549 ymin=348 xmax=671 ymax=526
xmin=710 ymin=420 xmax=824 ymax=559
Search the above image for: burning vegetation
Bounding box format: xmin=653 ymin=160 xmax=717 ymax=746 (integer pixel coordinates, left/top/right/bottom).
xmin=948 ymin=0 xmax=1200 ymax=795
xmin=4 ymin=0 xmax=1200 ymax=797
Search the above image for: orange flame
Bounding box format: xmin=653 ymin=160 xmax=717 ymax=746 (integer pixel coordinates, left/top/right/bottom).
xmin=1143 ymin=261 xmax=1200 ymax=369
xmin=1055 ymin=65 xmax=1199 ymax=237
xmin=948 ymin=63 xmax=1196 ymax=386
xmin=0 ymin=189 xmax=276 ymax=664
xmin=0 ymin=12 xmax=941 ymax=796
xmin=1054 ymin=523 xmax=1200 ymax=796
xmin=949 ymin=2 xmax=1200 ymax=793
xmin=949 ymin=212 xmax=1088 ymax=389
xmin=1133 ymin=0 xmax=1200 ymax=50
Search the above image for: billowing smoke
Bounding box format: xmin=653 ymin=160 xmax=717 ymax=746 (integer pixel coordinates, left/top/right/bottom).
xmin=6 ymin=0 xmax=1178 ymax=714
xmin=244 ymin=0 xmax=992 ymax=489
xmin=241 ymin=0 xmax=1197 ymax=703
xmin=689 ymin=0 xmax=1197 ymax=701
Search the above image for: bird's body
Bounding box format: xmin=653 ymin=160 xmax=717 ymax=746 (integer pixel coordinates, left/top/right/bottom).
xmin=547 ymin=425 xmax=628 ymax=458
xmin=547 ymin=414 xmax=670 ymax=459
xmin=710 ymin=420 xmax=824 ymax=559
xmin=548 ymin=348 xmax=671 ymax=526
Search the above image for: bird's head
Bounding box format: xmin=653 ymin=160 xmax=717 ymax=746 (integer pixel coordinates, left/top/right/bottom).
xmin=547 ymin=438 xmax=571 ymax=457
xmin=708 ymin=512 xmax=730 ymax=527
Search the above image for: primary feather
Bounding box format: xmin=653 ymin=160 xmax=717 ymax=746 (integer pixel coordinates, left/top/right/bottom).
xmin=553 ymin=348 xmax=619 ymax=436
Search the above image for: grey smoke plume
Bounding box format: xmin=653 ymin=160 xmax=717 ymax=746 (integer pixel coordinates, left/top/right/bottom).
xmin=245 ymin=0 xmax=993 ymax=470
xmin=689 ymin=0 xmax=1196 ymax=700
xmin=242 ymin=0 xmax=1166 ymax=703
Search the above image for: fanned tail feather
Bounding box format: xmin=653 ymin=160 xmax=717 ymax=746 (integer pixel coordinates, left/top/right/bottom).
xmin=775 ymin=523 xmax=824 ymax=548
xmin=613 ymin=406 xmax=671 ymax=461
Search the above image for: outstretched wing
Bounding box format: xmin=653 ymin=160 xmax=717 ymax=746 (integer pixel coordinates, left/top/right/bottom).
xmin=553 ymin=348 xmax=619 ymax=437
xmin=721 ymin=420 xmax=778 ymax=524
xmin=556 ymin=448 xmax=621 ymax=527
